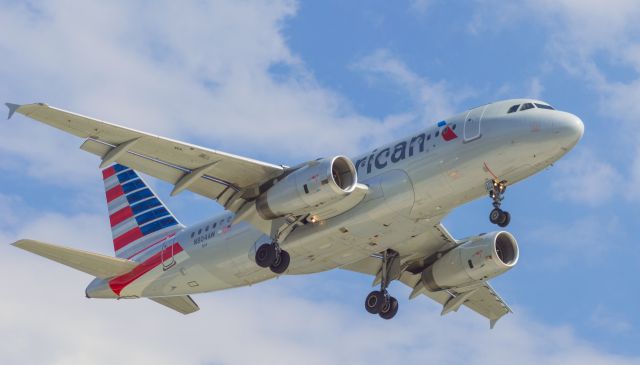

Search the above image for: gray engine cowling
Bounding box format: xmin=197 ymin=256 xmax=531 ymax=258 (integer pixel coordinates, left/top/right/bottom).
xmin=256 ymin=156 xmax=357 ymax=219
xmin=421 ymin=231 xmax=519 ymax=291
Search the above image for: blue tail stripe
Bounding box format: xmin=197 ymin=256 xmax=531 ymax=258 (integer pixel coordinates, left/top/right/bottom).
xmin=117 ymin=170 xmax=137 ymax=183
xmin=135 ymin=208 xmax=170 ymax=225
xmin=113 ymin=164 xmax=129 ymax=172
xmin=140 ymin=217 xmax=178 ymax=235
xmin=121 ymin=179 xmax=145 ymax=194
xmin=126 ymin=189 xmax=153 ymax=204
xmin=130 ymin=198 xmax=161 ymax=215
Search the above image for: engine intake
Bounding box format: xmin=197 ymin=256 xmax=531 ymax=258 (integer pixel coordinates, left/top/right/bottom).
xmin=256 ymin=156 xmax=357 ymax=219
xmin=421 ymin=231 xmax=518 ymax=291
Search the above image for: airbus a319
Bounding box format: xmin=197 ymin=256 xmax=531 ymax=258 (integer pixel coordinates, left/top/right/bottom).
xmin=6 ymin=99 xmax=583 ymax=327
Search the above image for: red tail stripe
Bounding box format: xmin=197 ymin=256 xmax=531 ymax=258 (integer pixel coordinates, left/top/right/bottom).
xmin=102 ymin=166 xmax=116 ymax=180
xmin=109 ymin=243 xmax=183 ymax=295
xmin=106 ymin=185 xmax=124 ymax=203
xmin=113 ymin=227 xmax=144 ymax=251
xmin=110 ymin=206 xmax=134 ymax=227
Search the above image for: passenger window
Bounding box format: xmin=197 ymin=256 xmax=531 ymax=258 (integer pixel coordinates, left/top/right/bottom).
xmin=452 ymin=124 xmax=457 ymax=130
xmin=191 ymin=232 xmax=195 ymax=238
xmin=198 ymin=229 xmax=202 ymax=235
xmin=427 ymin=134 xmax=431 ymax=141
xmin=205 ymin=225 xmax=209 ymax=232
xmin=507 ymin=104 xmax=520 ymax=113
xmin=213 ymin=222 xmax=217 ymax=229
xmin=435 ymin=130 xmax=440 ymax=137
xmin=520 ymin=103 xmax=534 ymax=111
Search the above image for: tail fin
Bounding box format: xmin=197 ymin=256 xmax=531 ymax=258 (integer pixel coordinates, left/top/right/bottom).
xmin=102 ymin=163 xmax=183 ymax=259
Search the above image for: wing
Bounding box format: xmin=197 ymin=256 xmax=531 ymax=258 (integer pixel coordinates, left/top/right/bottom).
xmin=341 ymin=223 xmax=512 ymax=328
xmin=7 ymin=102 xmax=284 ymax=215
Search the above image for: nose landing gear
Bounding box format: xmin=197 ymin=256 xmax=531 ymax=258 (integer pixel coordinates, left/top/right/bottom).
xmin=487 ymin=179 xmax=510 ymax=227
xmin=364 ymin=250 xmax=400 ymax=320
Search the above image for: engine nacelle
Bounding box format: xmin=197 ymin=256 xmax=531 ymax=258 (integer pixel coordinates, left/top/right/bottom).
xmin=421 ymin=231 xmax=519 ymax=291
xmin=256 ymin=156 xmax=357 ymax=219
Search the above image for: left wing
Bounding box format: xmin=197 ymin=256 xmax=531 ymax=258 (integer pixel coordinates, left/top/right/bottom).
xmin=341 ymin=223 xmax=512 ymax=328
xmin=7 ymin=102 xmax=285 ymax=228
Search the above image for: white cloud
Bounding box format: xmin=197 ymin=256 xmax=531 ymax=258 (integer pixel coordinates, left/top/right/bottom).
xmin=1 ymin=203 xmax=638 ymax=364
xmin=0 ymin=0 xmax=418 ymax=188
xmin=551 ymin=150 xmax=622 ymax=206
xmin=354 ymin=48 xmax=460 ymax=124
xmin=525 ymin=214 xmax=625 ymax=267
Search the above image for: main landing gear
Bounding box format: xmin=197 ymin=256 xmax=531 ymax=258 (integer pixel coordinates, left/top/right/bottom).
xmin=364 ymin=250 xmax=399 ymax=320
xmin=255 ymin=242 xmax=290 ymax=274
xmin=487 ymin=179 xmax=510 ymax=227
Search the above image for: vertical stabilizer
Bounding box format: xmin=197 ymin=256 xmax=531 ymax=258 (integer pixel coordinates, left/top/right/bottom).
xmin=102 ymin=163 xmax=183 ymax=259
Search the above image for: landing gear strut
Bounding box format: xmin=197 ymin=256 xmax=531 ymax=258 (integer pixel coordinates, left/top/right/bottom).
xmin=255 ymin=242 xmax=290 ymax=274
xmin=487 ymin=179 xmax=510 ymax=227
xmin=364 ymin=250 xmax=399 ymax=320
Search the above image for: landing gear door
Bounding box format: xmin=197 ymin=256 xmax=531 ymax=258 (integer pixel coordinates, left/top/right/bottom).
xmin=463 ymin=106 xmax=486 ymax=142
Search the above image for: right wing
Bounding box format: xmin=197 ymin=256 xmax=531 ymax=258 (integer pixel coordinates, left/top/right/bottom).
xmin=341 ymin=223 xmax=512 ymax=328
xmin=7 ymin=103 xmax=285 ymax=214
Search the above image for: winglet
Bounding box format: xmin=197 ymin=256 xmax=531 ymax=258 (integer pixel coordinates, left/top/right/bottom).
xmin=5 ymin=103 xmax=20 ymax=119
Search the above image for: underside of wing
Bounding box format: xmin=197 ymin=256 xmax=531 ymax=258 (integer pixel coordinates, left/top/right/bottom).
xmin=341 ymin=223 xmax=513 ymax=328
xmin=9 ymin=103 xmax=285 ymax=213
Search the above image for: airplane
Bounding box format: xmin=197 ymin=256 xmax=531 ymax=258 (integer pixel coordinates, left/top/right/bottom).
xmin=6 ymin=99 xmax=583 ymax=327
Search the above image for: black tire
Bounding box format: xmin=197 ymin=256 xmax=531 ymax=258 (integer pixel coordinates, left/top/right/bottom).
xmin=498 ymin=211 xmax=511 ymax=227
xmin=365 ymin=291 xmax=384 ymax=314
xmin=255 ymin=244 xmax=276 ymax=268
xmin=379 ymin=297 xmax=399 ymax=320
xmin=489 ymin=208 xmax=503 ymax=224
xmin=270 ymin=250 xmax=290 ymax=274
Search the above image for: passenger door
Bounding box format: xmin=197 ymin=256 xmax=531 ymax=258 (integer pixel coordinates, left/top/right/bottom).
xmin=463 ymin=106 xmax=486 ymax=142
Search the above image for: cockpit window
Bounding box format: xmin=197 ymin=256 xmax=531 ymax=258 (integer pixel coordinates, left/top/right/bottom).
xmin=534 ymin=103 xmax=555 ymax=110
xmin=520 ymin=103 xmax=535 ymax=111
xmin=507 ymin=104 xmax=520 ymax=113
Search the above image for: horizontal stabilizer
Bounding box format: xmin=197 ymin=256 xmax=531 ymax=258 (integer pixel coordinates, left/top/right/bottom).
xmin=150 ymin=295 xmax=200 ymax=315
xmin=12 ymin=239 xmax=138 ymax=278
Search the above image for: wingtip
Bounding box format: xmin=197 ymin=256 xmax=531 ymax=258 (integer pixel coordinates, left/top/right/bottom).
xmin=10 ymin=239 xmax=29 ymax=248
xmin=5 ymin=103 xmax=21 ymax=119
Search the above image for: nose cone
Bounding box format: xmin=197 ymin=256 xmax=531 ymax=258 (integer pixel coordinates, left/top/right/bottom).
xmin=553 ymin=112 xmax=584 ymax=149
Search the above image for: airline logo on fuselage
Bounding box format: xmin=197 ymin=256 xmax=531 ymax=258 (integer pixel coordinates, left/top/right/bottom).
xmin=355 ymin=121 xmax=458 ymax=175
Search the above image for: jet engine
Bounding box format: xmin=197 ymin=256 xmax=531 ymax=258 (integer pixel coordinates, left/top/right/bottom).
xmin=421 ymin=231 xmax=519 ymax=291
xmin=256 ymin=156 xmax=358 ymax=219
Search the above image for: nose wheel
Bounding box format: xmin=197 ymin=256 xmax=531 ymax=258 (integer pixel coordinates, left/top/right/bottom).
xmin=255 ymin=242 xmax=290 ymax=274
xmin=487 ymin=179 xmax=510 ymax=227
xmin=364 ymin=250 xmax=400 ymax=320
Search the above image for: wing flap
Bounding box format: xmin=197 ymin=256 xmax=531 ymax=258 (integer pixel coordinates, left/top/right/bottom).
xmin=12 ymin=239 xmax=138 ymax=278
xmin=150 ymin=295 xmax=200 ymax=315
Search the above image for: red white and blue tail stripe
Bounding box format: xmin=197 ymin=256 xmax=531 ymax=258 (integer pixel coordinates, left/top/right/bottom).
xmin=102 ymin=164 xmax=183 ymax=259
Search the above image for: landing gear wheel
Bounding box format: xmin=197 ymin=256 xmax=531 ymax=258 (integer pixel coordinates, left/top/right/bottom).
xmin=498 ymin=211 xmax=511 ymax=227
xmin=487 ymin=179 xmax=510 ymax=227
xmin=255 ymin=244 xmax=276 ymax=268
xmin=270 ymin=249 xmax=290 ymax=274
xmin=489 ymin=208 xmax=503 ymax=224
xmin=379 ymin=297 xmax=399 ymax=320
xmin=365 ymin=290 xmax=385 ymax=314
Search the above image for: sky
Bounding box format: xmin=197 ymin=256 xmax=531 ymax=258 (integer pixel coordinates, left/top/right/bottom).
xmin=1 ymin=0 xmax=639 ymax=364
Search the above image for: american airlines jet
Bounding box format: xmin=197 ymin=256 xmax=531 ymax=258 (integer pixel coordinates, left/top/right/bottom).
xmin=6 ymin=99 xmax=583 ymax=327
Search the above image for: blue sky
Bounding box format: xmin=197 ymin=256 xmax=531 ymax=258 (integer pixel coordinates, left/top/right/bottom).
xmin=1 ymin=1 xmax=639 ymax=364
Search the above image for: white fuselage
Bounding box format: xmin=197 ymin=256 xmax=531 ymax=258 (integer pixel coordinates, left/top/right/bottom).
xmin=86 ymin=99 xmax=584 ymax=299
